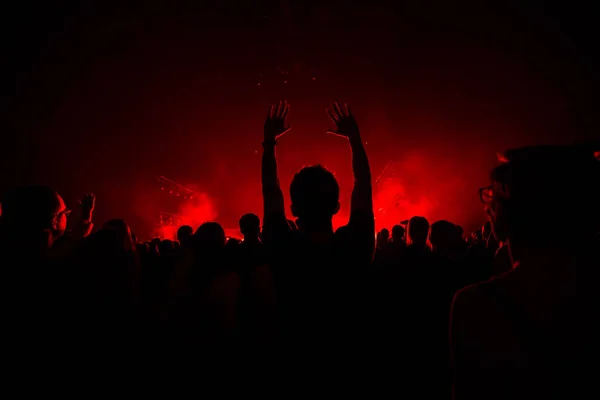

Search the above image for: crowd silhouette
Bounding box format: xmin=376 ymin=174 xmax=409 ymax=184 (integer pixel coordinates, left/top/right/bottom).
xmin=1 ymin=102 xmax=598 ymax=398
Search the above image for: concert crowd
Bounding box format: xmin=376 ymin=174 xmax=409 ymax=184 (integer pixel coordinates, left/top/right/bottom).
xmin=1 ymin=102 xmax=598 ymax=399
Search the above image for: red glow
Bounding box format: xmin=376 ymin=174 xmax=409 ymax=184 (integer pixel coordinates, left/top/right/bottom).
xmin=133 ymin=134 xmax=478 ymax=240
xmin=373 ymin=180 xmax=436 ymax=230
xmin=158 ymin=192 xmax=217 ymax=240
xmin=141 ymin=147 xmax=472 ymax=240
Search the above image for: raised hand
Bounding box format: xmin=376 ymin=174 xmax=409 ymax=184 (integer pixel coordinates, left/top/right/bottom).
xmin=78 ymin=193 xmax=96 ymax=215
xmin=326 ymin=102 xmax=360 ymax=140
xmin=264 ymin=101 xmax=291 ymax=142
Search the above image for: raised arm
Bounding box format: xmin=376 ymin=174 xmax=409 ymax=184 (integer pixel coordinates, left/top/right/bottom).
xmin=326 ymin=103 xmax=373 ymax=216
xmin=262 ymin=101 xmax=291 ymax=223
xmin=327 ymin=103 xmax=374 ymax=262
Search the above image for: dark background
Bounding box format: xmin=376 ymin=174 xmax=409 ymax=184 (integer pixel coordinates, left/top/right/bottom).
xmin=1 ymin=0 xmax=597 ymax=238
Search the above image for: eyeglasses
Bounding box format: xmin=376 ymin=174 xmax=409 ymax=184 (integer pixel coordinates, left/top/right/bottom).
xmin=479 ymin=186 xmax=493 ymax=203
xmin=58 ymin=209 xmax=72 ymax=217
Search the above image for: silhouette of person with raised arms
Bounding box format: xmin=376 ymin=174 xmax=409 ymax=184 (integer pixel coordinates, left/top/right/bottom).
xmin=260 ymin=101 xmax=374 ymax=361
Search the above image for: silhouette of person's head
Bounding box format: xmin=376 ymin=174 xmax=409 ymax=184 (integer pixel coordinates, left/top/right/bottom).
xmin=225 ymin=237 xmax=241 ymax=251
xmin=102 ymin=219 xmax=135 ymax=251
xmin=194 ymin=222 xmax=226 ymax=251
xmin=103 ymin=218 xmax=130 ymax=233
xmin=391 ymin=224 xmax=405 ymax=242
xmin=429 ymin=220 xmax=456 ymax=253
xmin=379 ymin=228 xmax=390 ymax=243
xmin=455 ymin=225 xmax=464 ymax=239
xmin=289 ymin=165 xmax=340 ymax=231
xmin=177 ymin=225 xmax=194 ymax=246
xmin=159 ymin=239 xmax=175 ymax=254
xmin=407 ymin=216 xmax=430 ymax=246
xmin=239 ymin=213 xmax=261 ymax=241
xmin=0 ymin=185 xmax=69 ymax=240
xmin=486 ymin=144 xmax=600 ymax=247
xmin=335 ymin=225 xmax=349 ymax=237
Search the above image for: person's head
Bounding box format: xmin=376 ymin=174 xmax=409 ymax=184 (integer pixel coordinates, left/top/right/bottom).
xmin=391 ymin=224 xmax=405 ymax=242
xmin=407 ymin=216 xmax=430 ymax=246
xmin=103 ymin=219 xmax=135 ymax=251
xmin=289 ymin=165 xmax=340 ymax=230
xmin=0 ymin=185 xmax=69 ymax=239
xmin=225 ymin=237 xmax=241 ymax=248
xmin=194 ymin=222 xmax=226 ymax=250
xmin=455 ymin=225 xmax=464 ymax=239
xmin=159 ymin=239 xmax=175 ymax=254
xmin=482 ymin=144 xmax=600 ymax=247
xmin=429 ymin=220 xmax=456 ymax=253
xmin=177 ymin=225 xmax=194 ymax=245
xmin=103 ymin=218 xmax=131 ymax=234
xmin=239 ymin=213 xmax=261 ymax=239
xmin=379 ymin=228 xmax=390 ymax=242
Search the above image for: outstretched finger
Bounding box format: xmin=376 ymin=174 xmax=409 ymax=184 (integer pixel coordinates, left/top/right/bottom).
xmin=277 ymin=101 xmax=285 ymax=117
xmin=267 ymin=105 xmax=274 ymax=119
xmin=339 ymin=103 xmax=349 ymax=117
xmin=326 ymin=109 xmax=339 ymax=124
xmin=344 ymin=104 xmax=352 ymax=117
xmin=333 ymin=102 xmax=344 ymax=118
xmin=282 ymin=103 xmax=289 ymax=120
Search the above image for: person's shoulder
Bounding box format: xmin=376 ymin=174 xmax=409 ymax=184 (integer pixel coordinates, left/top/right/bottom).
xmin=451 ymin=279 xmax=497 ymax=349
xmin=455 ymin=267 xmax=512 ymax=297
xmin=452 ymin=269 xmax=517 ymax=320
